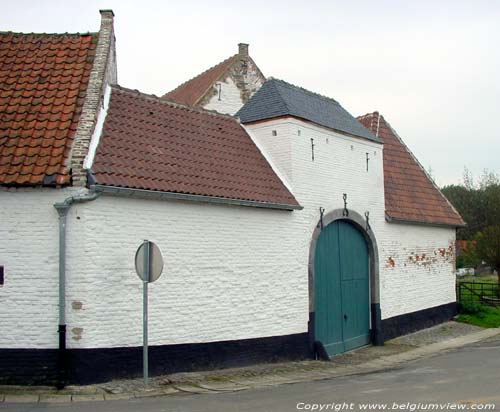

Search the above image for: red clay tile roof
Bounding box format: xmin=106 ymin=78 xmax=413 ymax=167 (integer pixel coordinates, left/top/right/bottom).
xmin=162 ymin=55 xmax=237 ymax=106
xmin=358 ymin=112 xmax=464 ymax=227
xmin=0 ymin=32 xmax=98 ymax=186
xmin=91 ymin=86 xmax=300 ymax=208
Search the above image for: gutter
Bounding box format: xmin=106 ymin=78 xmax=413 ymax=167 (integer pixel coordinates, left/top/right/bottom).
xmin=90 ymin=184 xmax=303 ymax=211
xmin=385 ymin=213 xmax=466 ymax=229
xmin=53 ymin=190 xmax=101 ymax=388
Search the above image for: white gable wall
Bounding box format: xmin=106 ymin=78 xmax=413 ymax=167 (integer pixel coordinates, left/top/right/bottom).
xmin=203 ymin=76 xmax=243 ymax=115
xmin=202 ymin=58 xmax=264 ymax=115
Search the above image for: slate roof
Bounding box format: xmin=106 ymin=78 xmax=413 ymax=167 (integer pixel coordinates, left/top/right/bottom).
xmin=236 ymin=78 xmax=381 ymax=143
xmin=357 ymin=112 xmax=464 ymax=227
xmin=162 ymin=55 xmax=237 ymax=106
xmin=91 ymin=86 xmax=300 ymax=209
xmin=0 ymin=32 xmax=98 ymax=186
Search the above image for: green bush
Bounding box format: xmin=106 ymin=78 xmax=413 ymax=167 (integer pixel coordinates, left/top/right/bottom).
xmin=458 ymin=302 xmax=485 ymax=315
xmin=456 ymin=303 xmax=500 ymax=328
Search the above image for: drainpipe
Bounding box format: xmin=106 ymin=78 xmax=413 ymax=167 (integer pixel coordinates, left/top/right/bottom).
xmin=53 ymin=190 xmax=100 ymax=389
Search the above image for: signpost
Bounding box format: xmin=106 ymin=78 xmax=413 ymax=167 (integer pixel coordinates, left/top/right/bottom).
xmin=135 ymin=240 xmax=164 ymax=386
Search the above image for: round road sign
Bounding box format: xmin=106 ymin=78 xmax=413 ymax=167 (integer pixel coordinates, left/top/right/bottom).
xmin=135 ymin=241 xmax=164 ymax=283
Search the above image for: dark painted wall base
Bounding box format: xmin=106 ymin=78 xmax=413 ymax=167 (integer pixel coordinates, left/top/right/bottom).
xmin=0 ymin=349 xmax=58 ymax=385
xmin=0 ymin=333 xmax=311 ymax=385
xmin=381 ymin=302 xmax=458 ymax=341
xmin=0 ymin=302 xmax=458 ymax=385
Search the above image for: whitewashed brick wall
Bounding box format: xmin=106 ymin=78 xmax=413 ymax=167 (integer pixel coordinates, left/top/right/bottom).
xmin=379 ymin=224 xmax=456 ymax=319
xmin=68 ymin=195 xmax=310 ymax=348
xmin=202 ymin=59 xmax=264 ymax=115
xmin=247 ymin=118 xmax=456 ymax=321
xmin=0 ymin=118 xmax=456 ymax=350
xmin=0 ymin=187 xmax=82 ymax=348
xmin=0 ymin=187 xmax=309 ymax=349
xmin=203 ymin=76 xmax=244 ymax=115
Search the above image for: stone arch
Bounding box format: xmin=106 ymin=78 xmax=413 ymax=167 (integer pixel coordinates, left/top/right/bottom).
xmin=308 ymin=209 xmax=383 ymax=354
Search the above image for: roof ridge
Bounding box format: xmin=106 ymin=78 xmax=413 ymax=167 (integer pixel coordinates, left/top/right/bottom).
xmin=267 ymin=78 xmax=291 ymax=113
xmin=357 ymin=112 xmax=378 ymax=120
xmin=0 ymin=31 xmax=97 ymax=36
xmin=356 ymin=112 xmax=380 ymax=136
xmin=162 ymin=54 xmax=237 ymax=99
xmin=268 ymin=77 xmax=340 ymax=105
xmin=113 ymin=85 xmax=239 ymax=122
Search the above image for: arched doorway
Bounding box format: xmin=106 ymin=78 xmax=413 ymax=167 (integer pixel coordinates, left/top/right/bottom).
xmin=308 ymin=210 xmax=383 ymax=357
xmin=314 ymin=220 xmax=370 ymax=355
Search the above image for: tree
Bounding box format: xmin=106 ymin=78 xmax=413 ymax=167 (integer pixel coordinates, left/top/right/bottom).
xmin=456 ymin=242 xmax=480 ymax=269
xmin=475 ymin=226 xmax=500 ymax=290
xmin=441 ymin=169 xmax=500 ymax=240
xmin=442 ymin=169 xmax=500 ymax=291
xmin=441 ymin=183 xmax=478 ymax=239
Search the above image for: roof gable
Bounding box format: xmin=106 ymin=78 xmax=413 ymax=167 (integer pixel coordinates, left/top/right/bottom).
xmin=237 ymin=78 xmax=381 ymax=143
xmin=0 ymin=32 xmax=98 ymax=186
xmin=162 ymin=54 xmax=237 ymax=106
xmin=91 ymin=86 xmax=300 ymax=209
xmin=357 ymin=112 xmax=464 ymax=227
xmin=162 ymin=44 xmax=266 ymax=111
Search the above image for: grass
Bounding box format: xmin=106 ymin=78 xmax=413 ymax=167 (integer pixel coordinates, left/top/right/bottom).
xmin=457 ymin=276 xmax=499 ymax=303
xmin=457 ymin=273 xmax=498 ymax=284
xmin=456 ymin=302 xmax=500 ymax=328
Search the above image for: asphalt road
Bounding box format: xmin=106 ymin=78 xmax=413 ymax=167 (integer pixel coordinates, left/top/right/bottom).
xmin=3 ymin=336 xmax=500 ymax=412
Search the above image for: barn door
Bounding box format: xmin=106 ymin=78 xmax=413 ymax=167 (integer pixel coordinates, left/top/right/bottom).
xmin=314 ymin=220 xmax=370 ymax=356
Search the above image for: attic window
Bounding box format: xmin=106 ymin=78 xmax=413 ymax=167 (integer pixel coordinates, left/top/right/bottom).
xmin=298 ymin=130 xmax=301 ymax=136
xmin=272 ymin=130 xmax=277 ymax=136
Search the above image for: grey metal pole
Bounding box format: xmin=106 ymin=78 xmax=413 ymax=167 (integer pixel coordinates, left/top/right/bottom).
xmin=58 ymin=213 xmax=67 ymax=325
xmin=57 ymin=210 xmax=68 ymax=389
xmin=143 ymin=240 xmax=150 ymax=386
xmin=53 ymin=191 xmax=100 ymax=389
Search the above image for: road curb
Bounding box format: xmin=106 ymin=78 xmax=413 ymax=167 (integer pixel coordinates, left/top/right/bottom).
xmin=1 ymin=327 xmax=499 ymax=403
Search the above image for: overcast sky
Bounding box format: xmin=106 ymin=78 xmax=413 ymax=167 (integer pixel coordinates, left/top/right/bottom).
xmin=2 ymin=0 xmax=498 ymax=187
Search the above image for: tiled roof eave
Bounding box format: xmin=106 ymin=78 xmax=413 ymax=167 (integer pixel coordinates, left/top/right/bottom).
xmin=91 ymin=184 xmax=303 ymax=211
xmin=385 ymin=213 xmax=466 ymax=228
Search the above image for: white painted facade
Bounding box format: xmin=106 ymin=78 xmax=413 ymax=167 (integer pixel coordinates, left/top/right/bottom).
xmin=202 ymin=59 xmax=264 ymax=115
xmin=246 ymin=117 xmax=456 ymax=320
xmin=378 ymin=224 xmax=456 ymax=319
xmin=0 ymin=187 xmax=306 ymax=349
xmin=0 ymin=115 xmax=456 ymax=350
xmin=203 ymin=76 xmax=245 ymax=115
xmin=0 ymin=187 xmax=82 ymax=348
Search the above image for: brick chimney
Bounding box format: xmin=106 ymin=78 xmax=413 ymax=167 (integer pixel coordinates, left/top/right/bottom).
xmin=238 ymin=43 xmax=249 ymax=56
xmin=71 ymin=9 xmax=116 ymax=186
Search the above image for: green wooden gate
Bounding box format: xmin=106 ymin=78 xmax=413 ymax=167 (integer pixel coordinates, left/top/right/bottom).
xmin=314 ymin=220 xmax=370 ymax=356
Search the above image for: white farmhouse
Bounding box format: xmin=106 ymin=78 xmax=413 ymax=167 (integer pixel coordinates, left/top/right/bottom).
xmin=0 ymin=11 xmax=463 ymax=386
